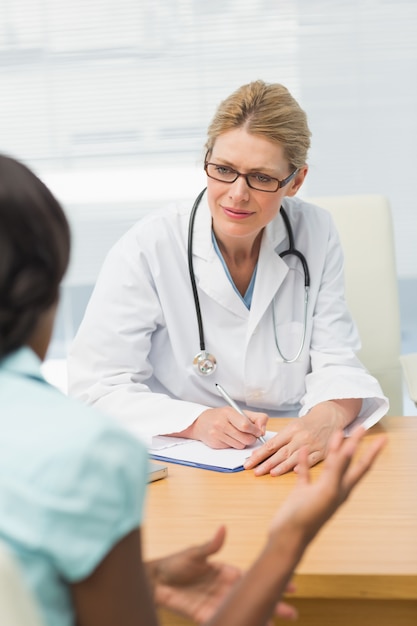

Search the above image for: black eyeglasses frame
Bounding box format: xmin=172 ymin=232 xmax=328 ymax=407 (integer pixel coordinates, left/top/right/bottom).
xmin=204 ymin=160 xmax=298 ymax=193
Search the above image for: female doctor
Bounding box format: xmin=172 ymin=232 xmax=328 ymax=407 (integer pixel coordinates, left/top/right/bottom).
xmin=68 ymin=80 xmax=388 ymax=476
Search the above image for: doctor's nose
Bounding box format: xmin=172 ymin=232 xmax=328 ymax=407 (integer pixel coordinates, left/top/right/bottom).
xmin=227 ymin=175 xmax=250 ymax=202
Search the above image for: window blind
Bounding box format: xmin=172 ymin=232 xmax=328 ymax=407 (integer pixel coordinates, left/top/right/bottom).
xmin=1 ymin=0 xmax=416 ymax=284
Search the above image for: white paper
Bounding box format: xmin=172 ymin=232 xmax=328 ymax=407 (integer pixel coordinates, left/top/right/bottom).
xmin=149 ymin=431 xmax=275 ymax=470
xmin=150 ymin=435 xmax=190 ymax=450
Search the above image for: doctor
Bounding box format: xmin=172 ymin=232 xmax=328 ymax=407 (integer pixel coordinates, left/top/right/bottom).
xmin=68 ymin=80 xmax=388 ymax=476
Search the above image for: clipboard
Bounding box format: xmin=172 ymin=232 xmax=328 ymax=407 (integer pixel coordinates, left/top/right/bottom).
xmin=149 ymin=453 xmax=245 ymax=473
xmin=149 ymin=432 xmax=275 ymax=473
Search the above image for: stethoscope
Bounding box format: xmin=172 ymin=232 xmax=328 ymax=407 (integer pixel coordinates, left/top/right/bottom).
xmin=188 ymin=188 xmax=310 ymax=375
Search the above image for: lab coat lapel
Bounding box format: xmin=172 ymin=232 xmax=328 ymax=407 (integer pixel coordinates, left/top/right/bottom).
xmin=191 ymin=192 xmax=249 ymax=320
xmin=247 ymin=216 xmax=289 ymax=335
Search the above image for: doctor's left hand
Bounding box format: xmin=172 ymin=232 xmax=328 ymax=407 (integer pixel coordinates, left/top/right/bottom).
xmin=244 ymin=398 xmax=362 ymax=476
xmin=183 ymin=407 xmax=268 ymax=449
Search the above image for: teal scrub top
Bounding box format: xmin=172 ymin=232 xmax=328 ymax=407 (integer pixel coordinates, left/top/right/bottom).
xmin=0 ymin=347 xmax=149 ymax=626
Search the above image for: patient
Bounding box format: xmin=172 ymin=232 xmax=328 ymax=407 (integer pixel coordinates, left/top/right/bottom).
xmin=0 ymin=154 xmax=386 ymax=626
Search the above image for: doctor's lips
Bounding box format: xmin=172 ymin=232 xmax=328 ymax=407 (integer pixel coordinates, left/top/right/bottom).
xmin=222 ymin=206 xmax=255 ymax=219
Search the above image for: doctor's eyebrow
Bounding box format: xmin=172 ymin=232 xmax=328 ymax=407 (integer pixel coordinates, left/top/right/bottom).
xmin=210 ymin=157 xmax=284 ymax=176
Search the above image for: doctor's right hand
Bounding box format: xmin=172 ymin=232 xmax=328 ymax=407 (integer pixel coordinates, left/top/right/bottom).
xmin=185 ymin=407 xmax=268 ymax=449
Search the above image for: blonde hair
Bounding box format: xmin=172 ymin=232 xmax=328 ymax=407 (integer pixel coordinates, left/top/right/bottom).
xmin=205 ymin=80 xmax=311 ymax=169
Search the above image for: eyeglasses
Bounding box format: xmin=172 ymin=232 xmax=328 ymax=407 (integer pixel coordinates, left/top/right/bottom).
xmin=204 ymin=161 xmax=298 ymax=193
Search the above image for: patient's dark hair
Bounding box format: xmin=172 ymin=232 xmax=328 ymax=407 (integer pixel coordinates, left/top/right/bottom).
xmin=0 ymin=155 xmax=70 ymax=358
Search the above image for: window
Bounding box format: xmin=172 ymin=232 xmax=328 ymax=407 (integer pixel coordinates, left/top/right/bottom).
xmin=1 ymin=0 xmax=416 ymax=356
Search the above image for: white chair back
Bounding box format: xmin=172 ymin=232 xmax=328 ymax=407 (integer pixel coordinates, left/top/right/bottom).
xmin=307 ymin=194 xmax=402 ymax=415
xmin=400 ymin=353 xmax=417 ymax=406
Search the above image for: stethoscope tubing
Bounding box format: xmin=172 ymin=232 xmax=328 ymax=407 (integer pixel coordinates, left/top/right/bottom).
xmin=188 ymin=188 xmax=310 ymax=371
xmin=187 ymin=188 xmax=208 ymax=353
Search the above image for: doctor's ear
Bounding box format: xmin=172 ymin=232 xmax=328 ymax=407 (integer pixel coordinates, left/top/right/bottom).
xmin=285 ymin=165 xmax=308 ymax=197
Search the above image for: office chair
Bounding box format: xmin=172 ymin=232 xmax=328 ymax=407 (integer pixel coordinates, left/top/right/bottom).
xmin=307 ymin=194 xmax=403 ymax=415
xmin=399 ymin=353 xmax=417 ymax=407
xmin=0 ymin=542 xmax=45 ymax=626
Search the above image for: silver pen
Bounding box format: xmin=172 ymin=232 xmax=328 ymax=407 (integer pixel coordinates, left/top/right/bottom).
xmin=215 ymin=383 xmax=266 ymax=444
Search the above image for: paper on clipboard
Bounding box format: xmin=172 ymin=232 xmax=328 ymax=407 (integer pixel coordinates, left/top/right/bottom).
xmin=149 ymin=431 xmax=276 ymax=473
xmin=150 ymin=435 xmax=190 ymax=450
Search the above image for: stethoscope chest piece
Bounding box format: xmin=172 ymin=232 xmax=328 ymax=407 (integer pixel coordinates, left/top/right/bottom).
xmin=193 ymin=351 xmax=217 ymax=376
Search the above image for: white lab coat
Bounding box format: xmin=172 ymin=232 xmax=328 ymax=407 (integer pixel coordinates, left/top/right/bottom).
xmin=68 ymin=193 xmax=388 ymax=444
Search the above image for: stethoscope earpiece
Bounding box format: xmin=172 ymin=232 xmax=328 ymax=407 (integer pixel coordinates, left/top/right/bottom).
xmin=193 ymin=351 xmax=217 ymax=376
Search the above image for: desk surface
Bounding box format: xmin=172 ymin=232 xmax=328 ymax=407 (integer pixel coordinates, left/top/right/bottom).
xmin=144 ymin=417 xmax=417 ymax=610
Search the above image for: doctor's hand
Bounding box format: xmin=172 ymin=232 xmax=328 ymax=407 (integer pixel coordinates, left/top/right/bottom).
xmin=184 ymin=407 xmax=268 ymax=449
xmin=244 ymin=399 xmax=362 ymax=476
xmin=150 ymin=525 xmax=298 ymax=624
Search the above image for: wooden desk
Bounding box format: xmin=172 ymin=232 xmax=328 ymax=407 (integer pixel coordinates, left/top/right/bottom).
xmin=143 ymin=417 xmax=417 ymax=625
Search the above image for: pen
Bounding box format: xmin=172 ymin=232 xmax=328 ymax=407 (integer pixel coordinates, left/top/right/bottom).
xmin=215 ymin=383 xmax=266 ymax=444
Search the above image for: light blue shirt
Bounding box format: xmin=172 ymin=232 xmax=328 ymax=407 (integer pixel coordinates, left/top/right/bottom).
xmin=212 ymin=230 xmax=257 ymax=308
xmin=0 ymin=347 xmax=149 ymax=626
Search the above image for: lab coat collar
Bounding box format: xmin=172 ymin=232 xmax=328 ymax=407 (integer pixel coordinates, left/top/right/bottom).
xmin=189 ymin=191 xmax=291 ymax=323
xmin=248 ymin=214 xmax=290 ymax=335
xmin=191 ymin=193 xmax=247 ymax=318
xmin=266 ymin=197 xmax=292 ymax=249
